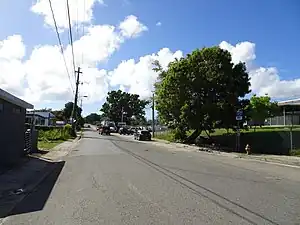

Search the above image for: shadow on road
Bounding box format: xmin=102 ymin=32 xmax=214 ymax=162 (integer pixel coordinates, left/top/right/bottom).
xmin=7 ymin=160 xmax=65 ymax=217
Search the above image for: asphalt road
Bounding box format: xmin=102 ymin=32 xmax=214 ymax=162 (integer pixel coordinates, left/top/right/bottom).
xmin=2 ymin=130 xmax=300 ymax=225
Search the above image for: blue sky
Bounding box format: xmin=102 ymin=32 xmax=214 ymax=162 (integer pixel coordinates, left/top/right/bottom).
xmin=0 ymin=0 xmax=299 ymax=118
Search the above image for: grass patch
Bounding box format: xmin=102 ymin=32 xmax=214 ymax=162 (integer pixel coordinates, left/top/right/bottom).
xmin=155 ymin=131 xmax=174 ymax=142
xmin=155 ymin=127 xmax=300 ymax=155
xmin=290 ymin=149 xmax=300 ymax=157
xmin=38 ymin=140 xmax=63 ymax=150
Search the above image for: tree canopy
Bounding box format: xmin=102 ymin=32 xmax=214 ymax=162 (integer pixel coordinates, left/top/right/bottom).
xmin=61 ymin=102 xmax=84 ymax=129
xmin=154 ymin=46 xmax=251 ymax=141
xmin=247 ymin=94 xmax=280 ymax=126
xmin=100 ymin=90 xmax=149 ymax=124
xmin=63 ymin=102 xmax=82 ymax=120
xmin=84 ymin=113 xmax=102 ymax=124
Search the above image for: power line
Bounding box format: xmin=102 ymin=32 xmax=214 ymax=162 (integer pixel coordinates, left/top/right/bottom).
xmin=76 ymin=0 xmax=79 ymax=41
xmin=66 ymin=0 xmax=77 ymax=82
xmin=82 ymin=0 xmax=86 ymax=64
xmin=48 ymin=0 xmax=74 ymax=94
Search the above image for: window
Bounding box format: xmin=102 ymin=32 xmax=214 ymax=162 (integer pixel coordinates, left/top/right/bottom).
xmin=13 ymin=107 xmax=21 ymax=114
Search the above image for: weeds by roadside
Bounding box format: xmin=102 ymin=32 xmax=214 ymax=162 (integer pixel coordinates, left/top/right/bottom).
xmin=290 ymin=149 xmax=300 ymax=157
xmin=37 ymin=125 xmax=73 ymax=150
xmin=38 ymin=140 xmax=64 ymax=150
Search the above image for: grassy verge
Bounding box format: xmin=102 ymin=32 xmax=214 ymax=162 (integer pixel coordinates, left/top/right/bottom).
xmin=38 ymin=140 xmax=64 ymax=150
xmin=37 ymin=125 xmax=73 ymax=150
xmin=155 ymin=127 xmax=300 ymax=155
xmin=290 ymin=149 xmax=300 ymax=157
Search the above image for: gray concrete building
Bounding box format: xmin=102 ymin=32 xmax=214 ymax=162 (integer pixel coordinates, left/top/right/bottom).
xmin=0 ymin=88 xmax=33 ymax=165
xmin=266 ymin=98 xmax=300 ymax=126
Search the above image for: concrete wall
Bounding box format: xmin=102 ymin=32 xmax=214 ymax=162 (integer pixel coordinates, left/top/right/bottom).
xmin=0 ymin=98 xmax=26 ymax=166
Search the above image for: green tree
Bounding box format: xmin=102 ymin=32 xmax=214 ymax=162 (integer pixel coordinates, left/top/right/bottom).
xmin=154 ymin=46 xmax=251 ymax=142
xmin=62 ymin=102 xmax=84 ymax=130
xmin=52 ymin=110 xmax=65 ymax=121
xmin=100 ymin=90 xmax=149 ymax=124
xmin=248 ymin=94 xmax=279 ymax=129
xmin=85 ymin=113 xmax=102 ymax=124
xmin=63 ymin=102 xmax=82 ymax=120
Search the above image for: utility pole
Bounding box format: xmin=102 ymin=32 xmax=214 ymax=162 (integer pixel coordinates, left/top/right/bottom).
xmin=71 ymin=67 xmax=82 ymax=136
xmin=121 ymin=107 xmax=124 ymax=123
xmin=152 ymin=92 xmax=155 ymax=137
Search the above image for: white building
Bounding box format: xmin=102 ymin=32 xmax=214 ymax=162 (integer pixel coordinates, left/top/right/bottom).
xmin=26 ymin=111 xmax=56 ymax=127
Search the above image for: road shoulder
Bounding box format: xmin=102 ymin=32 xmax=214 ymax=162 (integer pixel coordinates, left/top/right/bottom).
xmin=113 ymin=133 xmax=300 ymax=168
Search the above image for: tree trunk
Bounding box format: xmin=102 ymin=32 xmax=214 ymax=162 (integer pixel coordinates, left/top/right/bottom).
xmin=184 ymin=129 xmax=202 ymax=144
xmin=204 ymin=130 xmax=212 ymax=139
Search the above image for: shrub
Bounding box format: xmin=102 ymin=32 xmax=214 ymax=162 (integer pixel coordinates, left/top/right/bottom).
xmin=38 ymin=125 xmax=72 ymax=141
xmin=63 ymin=124 xmax=72 ymax=137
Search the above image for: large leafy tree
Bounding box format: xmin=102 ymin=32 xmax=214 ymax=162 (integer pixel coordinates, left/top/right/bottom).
xmin=62 ymin=102 xmax=84 ymax=129
xmin=154 ymin=46 xmax=251 ymax=142
xmin=63 ymin=102 xmax=82 ymax=120
xmin=52 ymin=110 xmax=65 ymax=121
xmin=85 ymin=113 xmax=102 ymax=124
xmin=100 ymin=90 xmax=149 ymax=124
xmin=248 ymin=94 xmax=279 ymax=128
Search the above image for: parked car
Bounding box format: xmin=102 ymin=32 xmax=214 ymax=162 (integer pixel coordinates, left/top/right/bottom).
xmin=109 ymin=126 xmax=117 ymax=133
xmin=129 ymin=127 xmax=136 ymax=135
xmin=99 ymin=126 xmax=110 ymax=135
xmin=134 ymin=129 xmax=151 ymax=141
xmin=119 ymin=127 xmax=131 ymax=135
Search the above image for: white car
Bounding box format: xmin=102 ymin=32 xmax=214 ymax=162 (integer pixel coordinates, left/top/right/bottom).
xmin=109 ymin=126 xmax=117 ymax=132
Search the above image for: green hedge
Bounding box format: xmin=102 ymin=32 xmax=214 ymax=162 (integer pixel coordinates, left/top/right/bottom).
xmin=38 ymin=124 xmax=72 ymax=141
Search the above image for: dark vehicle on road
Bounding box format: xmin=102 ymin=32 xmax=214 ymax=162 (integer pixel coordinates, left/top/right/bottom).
xmin=134 ymin=129 xmax=151 ymax=141
xmin=119 ymin=127 xmax=131 ymax=135
xmin=99 ymin=126 xmax=110 ymax=135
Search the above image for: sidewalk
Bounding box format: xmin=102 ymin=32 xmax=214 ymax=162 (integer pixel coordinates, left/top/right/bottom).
xmin=0 ymin=136 xmax=81 ymax=219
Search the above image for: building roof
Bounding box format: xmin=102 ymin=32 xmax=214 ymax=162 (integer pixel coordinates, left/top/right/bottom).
xmin=0 ymin=88 xmax=33 ymax=109
xmin=278 ymin=98 xmax=300 ymax=106
xmin=26 ymin=111 xmax=55 ymax=118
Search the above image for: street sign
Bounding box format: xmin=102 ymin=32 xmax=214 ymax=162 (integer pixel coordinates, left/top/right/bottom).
xmin=236 ymin=110 xmax=243 ymax=121
xmin=236 ymin=116 xmax=243 ymax=121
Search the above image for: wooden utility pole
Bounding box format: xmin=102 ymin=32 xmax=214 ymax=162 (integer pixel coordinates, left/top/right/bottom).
xmin=152 ymin=92 xmax=155 ymax=137
xmin=71 ymin=67 xmax=82 ymax=136
xmin=121 ymin=107 xmax=124 ymax=123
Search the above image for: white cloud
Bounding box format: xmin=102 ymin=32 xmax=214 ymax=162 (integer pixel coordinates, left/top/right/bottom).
xmin=0 ymin=15 xmax=148 ymax=105
xmin=0 ymin=35 xmax=25 ymax=60
xmin=156 ymin=21 xmax=162 ymax=27
xmin=0 ymin=35 xmax=26 ymax=95
xmin=109 ymin=48 xmax=183 ymax=99
xmin=220 ymin=41 xmax=300 ymax=99
xmin=71 ymin=24 xmax=122 ymax=67
xmin=119 ymin=15 xmax=148 ymax=38
xmin=31 ymin=0 xmax=104 ymax=30
xmin=219 ymin=41 xmax=256 ymax=66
